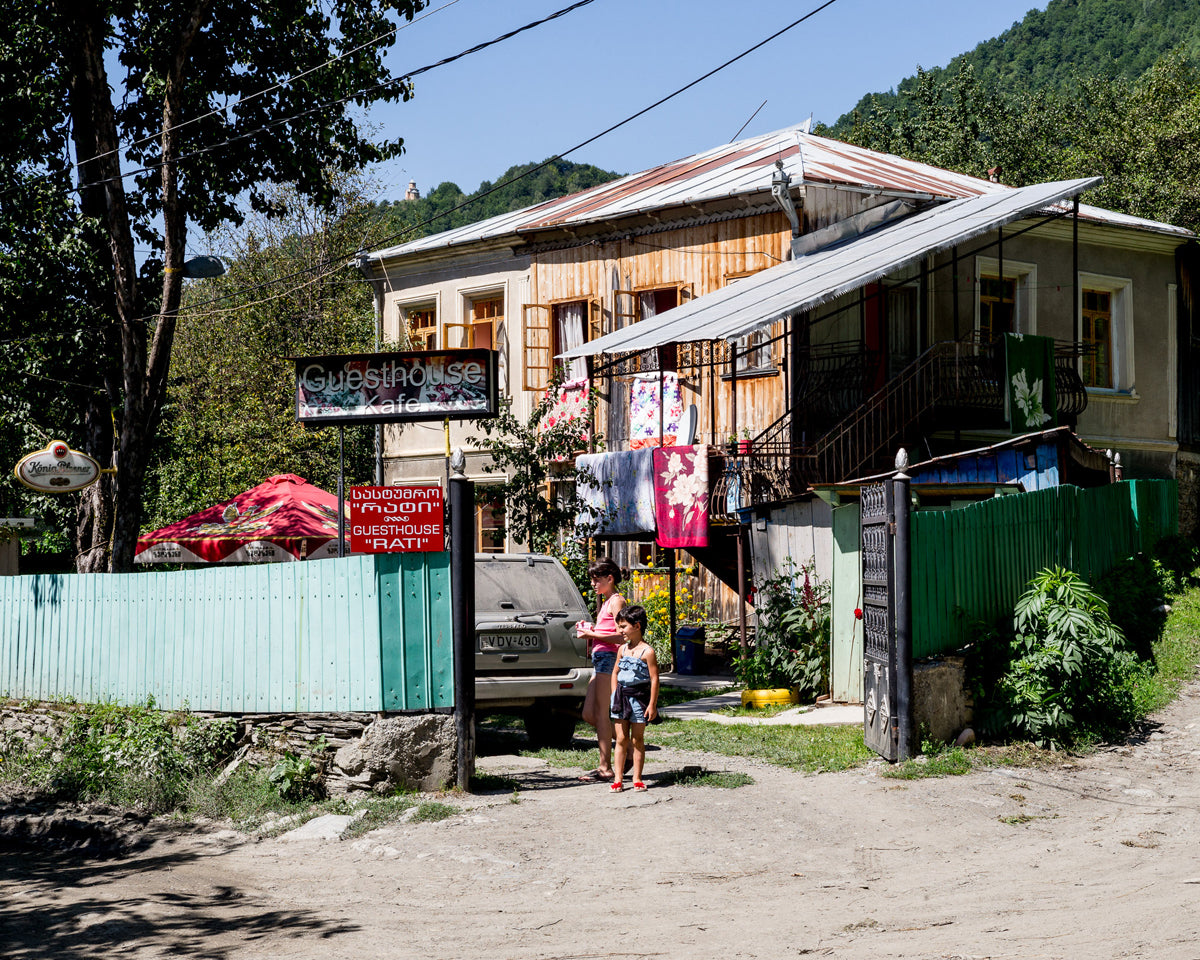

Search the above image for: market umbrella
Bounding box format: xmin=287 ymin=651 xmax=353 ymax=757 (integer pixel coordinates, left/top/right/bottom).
xmin=135 ymin=474 xmax=343 ymax=564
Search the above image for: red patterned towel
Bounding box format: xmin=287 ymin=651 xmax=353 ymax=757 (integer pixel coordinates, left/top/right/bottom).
xmin=652 ymin=445 xmax=709 ymax=548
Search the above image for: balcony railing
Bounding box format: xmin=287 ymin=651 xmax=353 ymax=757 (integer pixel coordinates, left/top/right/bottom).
xmin=711 ymin=337 xmax=1093 ymax=517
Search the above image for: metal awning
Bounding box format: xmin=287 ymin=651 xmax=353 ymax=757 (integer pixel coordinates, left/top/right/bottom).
xmin=561 ymin=177 xmax=1101 ymax=358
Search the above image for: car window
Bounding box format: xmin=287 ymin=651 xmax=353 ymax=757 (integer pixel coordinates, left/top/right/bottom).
xmin=475 ymin=559 xmax=587 ymax=613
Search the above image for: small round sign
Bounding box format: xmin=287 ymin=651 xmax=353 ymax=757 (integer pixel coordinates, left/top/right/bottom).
xmin=14 ymin=441 xmax=102 ymax=493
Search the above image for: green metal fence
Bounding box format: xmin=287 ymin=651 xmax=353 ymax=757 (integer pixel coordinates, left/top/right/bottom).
xmin=0 ymin=553 xmax=453 ymax=712
xmin=911 ymin=480 xmax=1177 ymax=658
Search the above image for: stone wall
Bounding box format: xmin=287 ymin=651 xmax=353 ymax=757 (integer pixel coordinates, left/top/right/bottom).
xmin=0 ymin=702 xmax=458 ymax=794
xmin=912 ymin=657 xmax=973 ymax=745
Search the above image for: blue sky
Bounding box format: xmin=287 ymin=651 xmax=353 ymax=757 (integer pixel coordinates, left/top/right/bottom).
xmin=368 ymin=0 xmax=1051 ymax=200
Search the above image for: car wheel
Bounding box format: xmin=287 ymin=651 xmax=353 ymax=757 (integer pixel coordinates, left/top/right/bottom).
xmin=524 ymin=706 xmax=579 ymax=749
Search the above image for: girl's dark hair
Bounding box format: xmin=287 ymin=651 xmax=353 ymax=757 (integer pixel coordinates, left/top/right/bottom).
xmin=615 ymin=604 xmax=648 ymax=633
xmin=587 ymin=557 xmax=622 ymax=585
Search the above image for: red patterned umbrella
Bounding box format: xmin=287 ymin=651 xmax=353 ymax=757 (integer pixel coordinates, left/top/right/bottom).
xmin=135 ymin=474 xmax=343 ymax=564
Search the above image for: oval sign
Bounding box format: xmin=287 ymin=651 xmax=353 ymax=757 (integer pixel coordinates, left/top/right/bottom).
xmin=14 ymin=441 xmax=102 ymax=493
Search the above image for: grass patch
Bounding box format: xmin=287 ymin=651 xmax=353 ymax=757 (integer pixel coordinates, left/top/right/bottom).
xmin=659 ymin=767 xmax=754 ymax=789
xmin=645 ymin=719 xmax=872 ymax=773
xmin=341 ymin=796 xmax=458 ymax=840
xmin=656 ymin=685 xmax=737 ymax=708
xmin=882 ymin=746 xmax=973 ymax=779
xmin=1130 ymin=588 xmax=1200 ymax=717
xmin=713 ymin=702 xmax=802 ymax=719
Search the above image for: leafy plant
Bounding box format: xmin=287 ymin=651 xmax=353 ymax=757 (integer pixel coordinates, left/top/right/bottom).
xmin=975 ymin=566 xmax=1142 ymax=749
xmin=267 ymin=751 xmax=324 ymax=803
xmin=734 ymin=557 xmax=830 ymax=700
xmin=627 ymin=568 xmax=716 ymax=670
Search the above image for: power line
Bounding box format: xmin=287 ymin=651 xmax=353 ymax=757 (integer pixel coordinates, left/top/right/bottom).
xmin=5 ymin=0 xmax=845 ymax=350
xmin=73 ymin=0 xmax=465 ymax=177
xmin=63 ymin=0 xmax=600 ymax=196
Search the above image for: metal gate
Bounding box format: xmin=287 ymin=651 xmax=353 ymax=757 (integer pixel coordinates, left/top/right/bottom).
xmin=861 ymin=472 xmax=913 ymax=761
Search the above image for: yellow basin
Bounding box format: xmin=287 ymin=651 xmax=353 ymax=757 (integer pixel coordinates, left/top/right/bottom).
xmin=741 ymin=688 xmax=800 ymax=708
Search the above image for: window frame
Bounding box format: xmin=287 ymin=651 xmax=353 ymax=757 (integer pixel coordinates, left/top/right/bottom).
xmin=723 ymin=270 xmax=777 ymax=375
xmin=1077 ymin=272 xmax=1134 ymax=394
xmin=521 ymin=297 xmax=600 ymax=392
xmin=475 ymin=485 xmax=506 ymax=553
xmin=973 ymin=256 xmax=1038 ymax=341
xmin=399 ymin=298 xmax=439 ymax=351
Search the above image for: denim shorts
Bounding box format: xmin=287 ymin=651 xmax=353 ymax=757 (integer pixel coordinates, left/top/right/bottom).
xmin=611 ymin=693 xmax=647 ymax=725
xmin=592 ymin=650 xmax=617 ymax=675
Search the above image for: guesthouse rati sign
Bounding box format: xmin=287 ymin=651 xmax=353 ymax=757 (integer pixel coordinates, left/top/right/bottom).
xmin=294 ymin=349 xmax=498 ymax=425
xmin=14 ymin=440 xmax=102 ymax=493
xmin=348 ymin=485 xmax=443 ymax=553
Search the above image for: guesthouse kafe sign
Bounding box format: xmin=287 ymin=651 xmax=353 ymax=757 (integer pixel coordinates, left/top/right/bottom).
xmin=294 ymin=349 xmax=498 ymax=425
xmin=14 ymin=440 xmax=102 ymax=493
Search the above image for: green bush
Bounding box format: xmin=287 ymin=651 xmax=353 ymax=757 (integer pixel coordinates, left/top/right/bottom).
xmin=972 ymin=567 xmax=1142 ymax=750
xmin=1095 ymin=554 xmax=1168 ymax=661
xmin=1151 ymin=535 xmax=1200 ymax=594
xmin=734 ymin=557 xmax=830 ymax=700
xmin=5 ymin=699 xmax=236 ymax=812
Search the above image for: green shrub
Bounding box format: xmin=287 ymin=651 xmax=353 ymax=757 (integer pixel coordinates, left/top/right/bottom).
xmin=11 ymin=699 xmax=236 ymax=812
xmin=1151 ymin=535 xmax=1200 ymax=594
xmin=268 ymin=751 xmax=324 ymax=802
xmin=734 ymin=557 xmax=830 ymax=700
xmin=973 ymin=567 xmax=1141 ymax=750
xmin=1095 ymin=554 xmax=1168 ymax=661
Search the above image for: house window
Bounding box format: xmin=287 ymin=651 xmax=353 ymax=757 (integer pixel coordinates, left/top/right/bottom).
xmin=449 ymin=294 xmax=504 ymax=350
xmin=725 ymin=271 xmax=774 ymax=372
xmin=476 ymin=488 xmax=505 ymax=553
xmin=978 ymin=275 xmax=1015 ymax=342
xmin=404 ymin=303 xmax=437 ymax=350
xmin=1077 ymin=273 xmax=1133 ymax=392
xmin=974 ymin=257 xmax=1037 ymax=343
xmin=1081 ymin=289 xmax=1112 ymax=388
xmin=522 ymin=299 xmax=600 ymax=391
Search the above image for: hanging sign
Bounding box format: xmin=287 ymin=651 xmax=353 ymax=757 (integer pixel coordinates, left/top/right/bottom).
xmin=348 ymin=485 xmax=444 ymax=553
xmin=294 ymin=349 xmax=498 ymax=425
xmin=14 ymin=441 xmax=102 ymax=493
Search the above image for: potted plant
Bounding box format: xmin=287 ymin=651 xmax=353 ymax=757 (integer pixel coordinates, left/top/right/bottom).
xmin=734 ymin=558 xmax=830 ymax=707
xmin=737 ymin=427 xmax=752 ymax=455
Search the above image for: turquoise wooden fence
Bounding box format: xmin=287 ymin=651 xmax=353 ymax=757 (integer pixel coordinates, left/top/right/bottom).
xmin=0 ymin=553 xmax=453 ymax=712
xmin=910 ymin=480 xmax=1177 ymax=658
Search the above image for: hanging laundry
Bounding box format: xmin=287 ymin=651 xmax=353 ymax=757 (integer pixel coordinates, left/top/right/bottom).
xmin=1004 ymin=333 xmax=1057 ymax=432
xmin=652 ymin=445 xmax=709 ymax=548
xmin=537 ymin=377 xmax=590 ymax=458
xmin=575 ymin=450 xmax=656 ymax=538
xmin=629 ymin=372 xmax=683 ymax=449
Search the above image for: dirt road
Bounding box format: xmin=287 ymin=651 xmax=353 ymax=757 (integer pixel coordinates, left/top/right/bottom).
xmin=4 ymin=681 xmax=1200 ymax=960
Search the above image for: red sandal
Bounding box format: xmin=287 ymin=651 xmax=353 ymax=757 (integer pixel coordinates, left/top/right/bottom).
xmin=610 ymin=781 xmax=625 ymax=793
xmin=633 ymin=782 xmax=647 ymax=792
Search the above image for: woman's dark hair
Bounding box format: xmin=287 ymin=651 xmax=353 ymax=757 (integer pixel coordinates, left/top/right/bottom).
xmin=587 ymin=557 xmax=622 ymax=585
xmin=615 ymin=604 xmax=648 ymax=633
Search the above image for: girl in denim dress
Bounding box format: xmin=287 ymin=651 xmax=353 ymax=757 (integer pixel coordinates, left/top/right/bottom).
xmin=608 ymin=604 xmax=659 ymax=792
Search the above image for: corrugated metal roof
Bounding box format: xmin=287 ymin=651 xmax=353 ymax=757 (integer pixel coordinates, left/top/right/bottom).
xmin=561 ymin=178 xmax=1102 ymax=357
xmin=367 ymin=123 xmax=1188 ymax=262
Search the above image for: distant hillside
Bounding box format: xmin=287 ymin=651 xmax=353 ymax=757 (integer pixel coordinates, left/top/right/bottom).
xmin=375 ymin=159 xmax=623 ymax=242
xmin=830 ymin=0 xmax=1200 ymax=133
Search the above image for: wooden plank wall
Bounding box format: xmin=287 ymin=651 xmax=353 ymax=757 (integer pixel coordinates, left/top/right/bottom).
xmin=0 ymin=554 xmax=454 ymax=713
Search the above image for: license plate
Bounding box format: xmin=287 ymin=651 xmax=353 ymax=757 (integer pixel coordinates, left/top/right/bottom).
xmin=479 ymin=633 xmax=545 ymax=652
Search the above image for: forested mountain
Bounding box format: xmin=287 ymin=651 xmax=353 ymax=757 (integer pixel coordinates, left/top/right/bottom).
xmin=831 ymin=0 xmax=1200 ymax=131
xmin=374 ymin=159 xmax=622 ymax=243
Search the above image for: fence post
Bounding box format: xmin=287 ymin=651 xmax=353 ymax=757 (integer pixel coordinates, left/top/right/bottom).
xmin=892 ymin=453 xmax=915 ymax=761
xmin=449 ymin=452 xmax=475 ymax=790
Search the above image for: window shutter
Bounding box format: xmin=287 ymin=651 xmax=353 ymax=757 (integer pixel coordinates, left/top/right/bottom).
xmin=522 ymin=303 xmax=552 ymax=392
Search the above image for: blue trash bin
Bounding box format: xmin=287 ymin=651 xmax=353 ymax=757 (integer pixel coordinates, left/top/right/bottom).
xmin=674 ymin=625 xmax=706 ymax=676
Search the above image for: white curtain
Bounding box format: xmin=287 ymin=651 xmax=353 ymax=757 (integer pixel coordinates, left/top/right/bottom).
xmin=640 ymin=291 xmax=657 ymax=322
xmin=555 ymin=301 xmax=587 ymax=381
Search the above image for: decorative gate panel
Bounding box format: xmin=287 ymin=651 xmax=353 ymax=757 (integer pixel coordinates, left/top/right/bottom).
xmin=861 ymin=481 xmax=898 ymax=760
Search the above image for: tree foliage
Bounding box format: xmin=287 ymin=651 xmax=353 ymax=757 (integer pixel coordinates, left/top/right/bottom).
xmin=145 ymin=176 xmax=385 ymax=530
xmin=376 ymin=159 xmax=622 ymax=242
xmin=0 ymin=0 xmax=427 ymax=571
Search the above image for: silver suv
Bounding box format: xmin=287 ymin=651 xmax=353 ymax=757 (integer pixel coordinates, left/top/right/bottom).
xmin=474 ymin=553 xmax=594 ymax=747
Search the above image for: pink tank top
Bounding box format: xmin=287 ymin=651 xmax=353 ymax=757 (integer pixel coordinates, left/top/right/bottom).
xmin=591 ymin=594 xmax=624 ymax=655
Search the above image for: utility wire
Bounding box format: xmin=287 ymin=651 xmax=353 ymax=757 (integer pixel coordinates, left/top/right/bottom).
xmin=6 ymin=0 xmax=844 ymax=348
xmin=73 ymin=0 xmax=464 ymax=177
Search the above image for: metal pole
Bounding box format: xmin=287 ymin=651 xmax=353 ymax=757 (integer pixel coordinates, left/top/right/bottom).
xmin=1073 ymin=197 xmax=1081 ymax=345
xmin=736 ymin=528 xmax=749 ymax=659
xmin=337 ymin=425 xmax=345 ymax=558
xmin=449 ymin=463 xmax=476 ymax=790
xmin=892 ymin=462 xmax=913 ymax=761
xmin=668 ymin=548 xmax=677 ymax=669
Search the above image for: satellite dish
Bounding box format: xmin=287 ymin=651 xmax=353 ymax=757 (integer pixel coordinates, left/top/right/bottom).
xmin=183 ymin=255 xmax=226 ymax=279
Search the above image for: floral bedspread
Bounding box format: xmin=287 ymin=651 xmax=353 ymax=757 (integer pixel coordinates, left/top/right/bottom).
xmin=629 ymin=373 xmax=683 ymax=449
xmin=574 ymin=450 xmax=656 ymax=537
xmin=652 ymin=444 xmax=709 ymax=548
xmin=1004 ymin=333 xmax=1057 ymax=432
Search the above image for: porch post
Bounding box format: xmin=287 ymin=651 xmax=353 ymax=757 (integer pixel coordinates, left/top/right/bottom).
xmin=1073 ymin=197 xmax=1081 ymax=345
xmin=736 ymin=527 xmax=749 ymax=658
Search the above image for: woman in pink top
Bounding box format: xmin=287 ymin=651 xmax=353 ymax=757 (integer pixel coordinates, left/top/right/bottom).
xmin=576 ymin=557 xmax=626 ymax=782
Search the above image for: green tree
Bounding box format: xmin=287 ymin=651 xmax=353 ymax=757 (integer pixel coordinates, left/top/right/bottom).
xmin=146 ymin=175 xmax=386 ymax=529
xmin=0 ymin=0 xmax=426 ymax=571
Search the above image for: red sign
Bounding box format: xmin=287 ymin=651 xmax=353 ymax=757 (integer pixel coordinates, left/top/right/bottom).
xmin=348 ymin=485 xmax=444 ymax=553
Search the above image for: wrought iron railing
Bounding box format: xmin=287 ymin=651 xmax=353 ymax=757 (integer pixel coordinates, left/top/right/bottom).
xmin=713 ymin=337 xmax=1093 ymax=513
